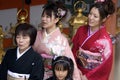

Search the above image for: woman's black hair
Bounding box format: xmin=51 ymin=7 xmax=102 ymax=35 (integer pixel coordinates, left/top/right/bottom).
xmin=42 ymin=1 xmax=67 ymax=20
xmin=14 ymin=23 xmax=37 ymax=46
xmin=90 ymin=0 xmax=115 ymax=20
xmin=52 ymin=56 xmax=74 ymax=80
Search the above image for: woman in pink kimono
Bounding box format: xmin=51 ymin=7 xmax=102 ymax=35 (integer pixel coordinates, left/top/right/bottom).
xmin=72 ymin=0 xmax=115 ymax=80
xmin=33 ymin=1 xmax=81 ymax=80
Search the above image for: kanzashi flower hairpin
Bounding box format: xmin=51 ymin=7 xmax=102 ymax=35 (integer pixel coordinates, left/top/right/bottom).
xmin=95 ymin=0 xmax=105 ymax=3
xmin=57 ymin=8 xmax=66 ymax=18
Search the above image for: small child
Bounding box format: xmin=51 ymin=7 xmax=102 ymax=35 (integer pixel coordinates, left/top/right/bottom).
xmin=47 ymin=56 xmax=74 ymax=80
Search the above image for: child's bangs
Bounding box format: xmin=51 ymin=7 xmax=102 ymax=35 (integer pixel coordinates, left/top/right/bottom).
xmin=54 ymin=63 xmax=68 ymax=71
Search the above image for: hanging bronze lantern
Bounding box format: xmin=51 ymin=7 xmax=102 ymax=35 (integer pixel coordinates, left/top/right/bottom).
xmin=9 ymin=0 xmax=28 ymax=35
xmin=9 ymin=8 xmax=28 ymax=35
xmin=17 ymin=8 xmax=28 ymax=23
xmin=17 ymin=0 xmax=28 ymax=23
xmin=69 ymin=0 xmax=88 ymax=38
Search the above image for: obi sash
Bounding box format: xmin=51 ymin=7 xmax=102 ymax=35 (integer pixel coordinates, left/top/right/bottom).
xmin=7 ymin=70 xmax=29 ymax=80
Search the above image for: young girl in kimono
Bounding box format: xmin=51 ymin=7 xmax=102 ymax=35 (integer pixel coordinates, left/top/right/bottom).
xmin=47 ymin=56 xmax=74 ymax=80
xmin=0 ymin=23 xmax=44 ymax=80
xmin=72 ymin=0 xmax=115 ymax=80
xmin=33 ymin=1 xmax=81 ymax=80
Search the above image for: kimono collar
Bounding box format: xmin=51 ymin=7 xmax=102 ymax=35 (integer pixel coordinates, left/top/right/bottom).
xmin=88 ymin=25 xmax=104 ymax=36
xmin=44 ymin=28 xmax=60 ymax=37
xmin=17 ymin=46 xmax=31 ymax=59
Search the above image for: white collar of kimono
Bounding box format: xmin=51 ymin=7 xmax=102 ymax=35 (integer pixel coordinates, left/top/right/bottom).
xmin=17 ymin=46 xmax=31 ymax=59
xmin=44 ymin=27 xmax=59 ymax=37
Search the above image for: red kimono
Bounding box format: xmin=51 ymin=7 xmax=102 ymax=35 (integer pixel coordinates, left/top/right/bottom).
xmin=72 ymin=25 xmax=113 ymax=80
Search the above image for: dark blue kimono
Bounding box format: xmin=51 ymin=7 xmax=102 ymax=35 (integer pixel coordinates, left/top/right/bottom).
xmin=0 ymin=47 xmax=44 ymax=80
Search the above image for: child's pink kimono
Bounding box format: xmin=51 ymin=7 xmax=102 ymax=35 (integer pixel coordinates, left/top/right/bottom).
xmin=33 ymin=28 xmax=81 ymax=80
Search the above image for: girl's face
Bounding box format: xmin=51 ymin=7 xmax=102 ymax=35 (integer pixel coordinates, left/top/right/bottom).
xmin=88 ymin=7 xmax=101 ymax=28
xmin=55 ymin=70 xmax=68 ymax=80
xmin=16 ymin=33 xmax=30 ymax=53
xmin=41 ymin=12 xmax=58 ymax=30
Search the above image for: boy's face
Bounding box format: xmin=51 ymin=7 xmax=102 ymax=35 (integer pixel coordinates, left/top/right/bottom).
xmin=55 ymin=70 xmax=68 ymax=80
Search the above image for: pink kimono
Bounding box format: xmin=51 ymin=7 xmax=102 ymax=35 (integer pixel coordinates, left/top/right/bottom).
xmin=33 ymin=28 xmax=81 ymax=80
xmin=72 ymin=25 xmax=113 ymax=80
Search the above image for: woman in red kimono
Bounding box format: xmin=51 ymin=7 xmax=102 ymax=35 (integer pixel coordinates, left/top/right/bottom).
xmin=72 ymin=0 xmax=115 ymax=80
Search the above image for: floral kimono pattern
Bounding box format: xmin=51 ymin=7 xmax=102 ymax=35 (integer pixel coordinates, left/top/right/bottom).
xmin=33 ymin=28 xmax=81 ymax=80
xmin=72 ymin=25 xmax=113 ymax=80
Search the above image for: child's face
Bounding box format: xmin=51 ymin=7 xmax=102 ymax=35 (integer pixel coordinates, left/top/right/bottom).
xmin=55 ymin=70 xmax=68 ymax=80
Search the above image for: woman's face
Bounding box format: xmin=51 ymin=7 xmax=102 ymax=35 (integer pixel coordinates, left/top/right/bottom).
xmin=55 ymin=70 xmax=68 ymax=80
xmin=41 ymin=12 xmax=58 ymax=29
xmin=88 ymin=7 xmax=101 ymax=28
xmin=16 ymin=33 xmax=30 ymax=53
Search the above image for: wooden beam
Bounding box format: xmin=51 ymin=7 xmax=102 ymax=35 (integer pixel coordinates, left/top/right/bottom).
xmin=0 ymin=0 xmax=47 ymax=10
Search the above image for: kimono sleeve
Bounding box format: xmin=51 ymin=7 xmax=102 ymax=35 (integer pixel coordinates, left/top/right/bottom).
xmin=72 ymin=27 xmax=81 ymax=58
xmin=0 ymin=50 xmax=9 ymax=80
xmin=32 ymin=31 xmax=42 ymax=54
xmin=29 ymin=53 xmax=44 ymax=80
xmin=86 ymin=39 xmax=113 ymax=80
xmin=62 ymin=37 xmax=82 ymax=80
xmin=86 ymin=55 xmax=113 ymax=80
